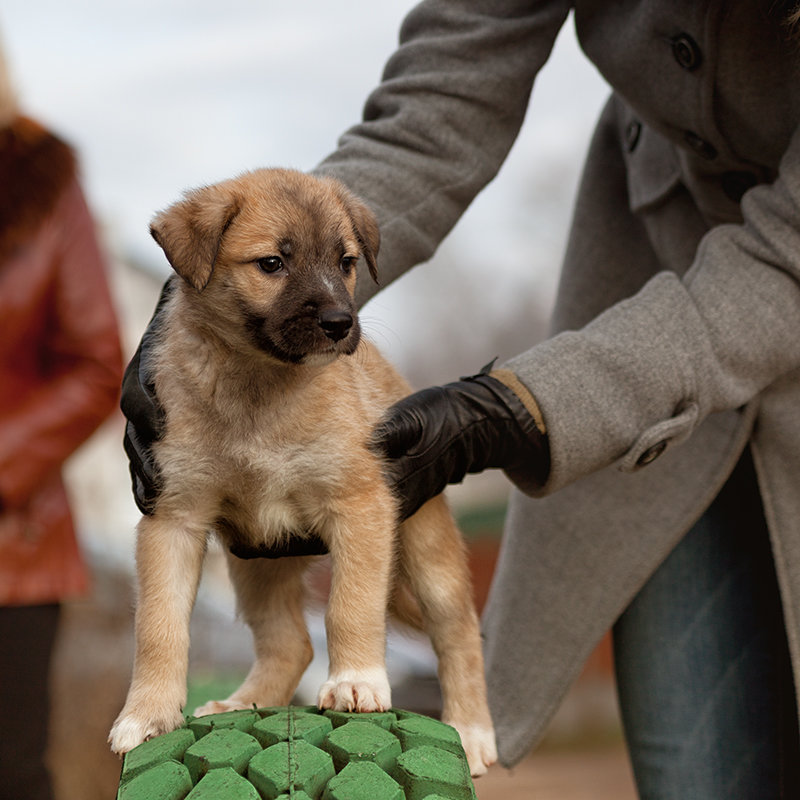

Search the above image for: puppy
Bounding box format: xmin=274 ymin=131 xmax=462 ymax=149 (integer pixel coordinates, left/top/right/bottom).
xmin=108 ymin=168 xmax=497 ymax=776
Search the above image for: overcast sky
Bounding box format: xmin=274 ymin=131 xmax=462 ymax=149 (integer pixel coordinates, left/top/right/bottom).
xmin=2 ymin=1 xmax=609 ymax=374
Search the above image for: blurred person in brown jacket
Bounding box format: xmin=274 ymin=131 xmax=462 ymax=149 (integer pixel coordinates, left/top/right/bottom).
xmin=0 ymin=44 xmax=123 ymax=800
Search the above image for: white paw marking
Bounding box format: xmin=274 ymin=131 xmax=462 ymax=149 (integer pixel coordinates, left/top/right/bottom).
xmin=317 ymin=668 xmax=391 ymax=713
xmin=447 ymin=722 xmax=498 ymax=777
xmin=193 ymin=698 xmax=251 ymax=717
xmin=108 ymin=708 xmax=183 ymax=755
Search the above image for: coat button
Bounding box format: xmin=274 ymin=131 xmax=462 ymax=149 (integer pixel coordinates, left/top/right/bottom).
xmin=636 ymin=440 xmax=668 ymax=467
xmin=684 ymin=130 xmax=718 ymax=160
xmin=625 ymin=120 xmax=642 ymax=152
xmin=671 ymin=34 xmax=702 ymax=71
xmin=720 ymin=170 xmax=758 ymax=203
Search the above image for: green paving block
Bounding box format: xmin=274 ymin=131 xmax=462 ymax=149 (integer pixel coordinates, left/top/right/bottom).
xmin=323 ymin=710 xmax=398 ymax=731
xmin=119 ymin=728 xmax=197 ymax=786
xmin=254 ymin=710 xmax=333 ymax=748
xmin=183 ymin=728 xmax=262 ymax=783
xmin=187 ymin=709 xmax=260 ymax=737
xmin=115 ymin=707 xmax=477 ymax=800
xmin=323 ymin=721 xmax=402 ymax=772
xmin=419 ymin=796 xmax=458 ymax=800
xmin=255 ymin=705 xmax=315 ymax=719
xmin=274 ymin=793 xmax=314 ymax=800
xmin=117 ymin=760 xmax=193 ymax=800
xmin=321 ymin=761 xmax=404 ymax=800
xmin=185 ymin=767 xmax=261 ymax=799
xmin=391 ymin=716 xmax=464 ymax=756
xmin=279 ymin=704 xmax=319 ymax=715
xmin=393 ymin=746 xmax=475 ymax=800
xmin=248 ymin=740 xmax=335 ymax=799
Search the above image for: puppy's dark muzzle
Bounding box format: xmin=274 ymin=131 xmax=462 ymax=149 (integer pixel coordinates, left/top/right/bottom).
xmin=318 ymin=309 xmax=354 ymax=342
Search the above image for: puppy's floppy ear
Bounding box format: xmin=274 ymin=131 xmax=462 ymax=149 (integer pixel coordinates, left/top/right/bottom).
xmin=339 ymin=189 xmax=380 ymax=284
xmin=150 ymin=184 xmax=240 ymax=292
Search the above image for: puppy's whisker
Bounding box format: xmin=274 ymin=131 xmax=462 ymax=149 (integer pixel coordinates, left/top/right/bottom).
xmin=360 ymin=317 xmax=402 ymax=348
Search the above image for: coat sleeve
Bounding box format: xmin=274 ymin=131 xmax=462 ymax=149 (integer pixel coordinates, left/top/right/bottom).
xmin=505 ymin=122 xmax=800 ymax=492
xmin=0 ymin=179 xmax=124 ymax=510
xmin=314 ymin=0 xmax=571 ymax=306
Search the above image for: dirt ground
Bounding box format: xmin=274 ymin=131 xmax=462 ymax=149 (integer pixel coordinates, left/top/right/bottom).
xmin=476 ymin=744 xmax=637 ymax=800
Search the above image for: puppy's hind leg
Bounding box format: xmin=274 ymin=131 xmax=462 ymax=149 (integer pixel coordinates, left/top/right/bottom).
xmin=193 ymin=553 xmax=313 ymax=716
xmin=398 ymin=496 xmax=497 ymax=777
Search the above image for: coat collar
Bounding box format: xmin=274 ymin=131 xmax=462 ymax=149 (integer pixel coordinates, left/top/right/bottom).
xmin=0 ymin=116 xmax=76 ymax=262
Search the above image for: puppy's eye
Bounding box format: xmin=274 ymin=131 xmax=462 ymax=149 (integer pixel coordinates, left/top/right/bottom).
xmin=256 ymin=256 xmax=284 ymax=274
xmin=340 ymin=256 xmax=356 ymax=276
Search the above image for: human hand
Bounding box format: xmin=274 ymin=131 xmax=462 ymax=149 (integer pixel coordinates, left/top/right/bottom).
xmin=371 ymin=363 xmax=550 ymax=521
xmin=120 ymin=282 xmax=173 ymax=514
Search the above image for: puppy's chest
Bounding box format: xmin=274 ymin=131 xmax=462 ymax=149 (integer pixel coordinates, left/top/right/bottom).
xmin=159 ymin=345 xmax=389 ymax=534
xmin=217 ymin=419 xmax=353 ymax=495
xmin=176 ymin=368 xmax=365 ymax=488
xmin=211 ymin=420 xmax=363 ymax=542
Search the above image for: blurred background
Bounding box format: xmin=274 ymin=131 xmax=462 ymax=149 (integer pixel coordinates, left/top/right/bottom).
xmin=2 ymin=2 xmax=636 ymax=797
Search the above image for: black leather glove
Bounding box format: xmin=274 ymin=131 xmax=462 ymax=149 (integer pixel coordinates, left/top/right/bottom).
xmin=371 ymin=362 xmax=550 ymax=522
xmin=120 ymin=280 xmax=174 ymax=515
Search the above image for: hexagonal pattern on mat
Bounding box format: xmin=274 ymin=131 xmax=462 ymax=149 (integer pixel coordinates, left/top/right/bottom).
xmin=116 ymin=706 xmax=477 ymax=800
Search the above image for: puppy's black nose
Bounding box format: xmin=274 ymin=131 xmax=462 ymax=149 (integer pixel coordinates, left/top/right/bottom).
xmin=318 ymin=309 xmax=353 ymax=341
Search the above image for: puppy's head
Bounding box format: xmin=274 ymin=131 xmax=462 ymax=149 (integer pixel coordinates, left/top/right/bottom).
xmin=150 ymin=168 xmax=379 ymax=365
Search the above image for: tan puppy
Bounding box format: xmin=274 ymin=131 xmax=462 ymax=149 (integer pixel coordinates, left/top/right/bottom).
xmin=108 ymin=168 xmax=497 ymax=775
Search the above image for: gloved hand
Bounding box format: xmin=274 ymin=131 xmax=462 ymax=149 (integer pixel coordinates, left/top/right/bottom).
xmin=371 ymin=362 xmax=550 ymax=521
xmin=120 ymin=280 xmax=174 ymax=515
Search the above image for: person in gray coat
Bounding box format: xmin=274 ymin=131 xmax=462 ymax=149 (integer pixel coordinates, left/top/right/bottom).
xmin=123 ymin=1 xmax=800 ymax=796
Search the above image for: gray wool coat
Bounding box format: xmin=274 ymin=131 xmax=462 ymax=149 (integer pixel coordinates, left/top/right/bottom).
xmin=316 ymin=0 xmax=800 ymax=766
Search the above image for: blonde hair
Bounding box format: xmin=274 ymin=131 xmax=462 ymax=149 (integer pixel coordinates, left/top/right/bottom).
xmin=0 ymin=32 xmax=19 ymax=129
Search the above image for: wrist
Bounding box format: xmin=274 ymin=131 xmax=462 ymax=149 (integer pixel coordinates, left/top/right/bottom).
xmin=458 ymin=368 xmax=550 ymax=491
xmin=486 ymin=368 xmax=546 ymax=435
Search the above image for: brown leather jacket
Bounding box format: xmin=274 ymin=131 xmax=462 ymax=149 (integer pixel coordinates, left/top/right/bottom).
xmin=0 ymin=117 xmax=123 ymax=605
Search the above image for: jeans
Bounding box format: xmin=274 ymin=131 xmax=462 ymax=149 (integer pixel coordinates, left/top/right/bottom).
xmin=613 ymin=450 xmax=800 ymax=799
xmin=0 ymin=604 xmax=60 ymax=800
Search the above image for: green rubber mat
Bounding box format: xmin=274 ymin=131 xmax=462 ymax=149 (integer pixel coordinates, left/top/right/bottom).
xmin=116 ymin=706 xmax=477 ymax=800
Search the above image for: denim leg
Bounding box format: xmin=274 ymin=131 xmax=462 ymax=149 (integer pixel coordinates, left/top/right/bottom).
xmin=0 ymin=603 xmax=60 ymax=800
xmin=613 ymin=450 xmax=800 ymax=800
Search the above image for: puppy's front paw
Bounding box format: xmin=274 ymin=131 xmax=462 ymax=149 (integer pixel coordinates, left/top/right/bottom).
xmin=109 ymin=706 xmax=184 ymax=755
xmin=317 ymin=668 xmax=391 ymax=713
xmin=447 ymin=721 xmax=498 ymax=777
xmin=193 ymin=698 xmax=251 ymax=717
